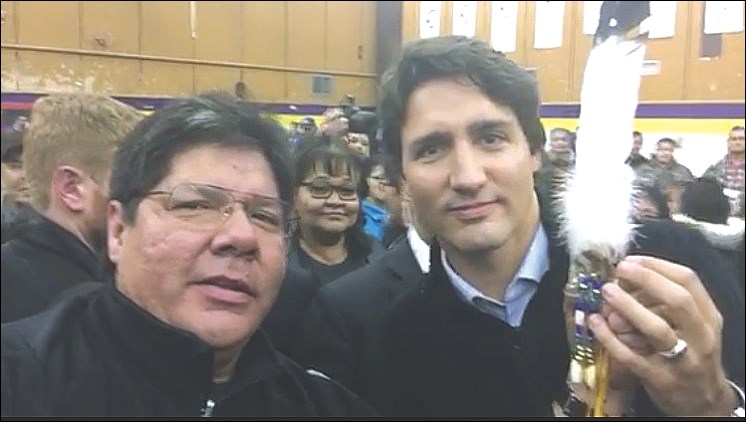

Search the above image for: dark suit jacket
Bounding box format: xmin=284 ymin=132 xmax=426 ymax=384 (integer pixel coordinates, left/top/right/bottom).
xmin=292 ymin=238 xmax=424 ymax=410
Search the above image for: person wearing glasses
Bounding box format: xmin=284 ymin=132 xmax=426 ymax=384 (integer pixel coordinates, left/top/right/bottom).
xmin=0 ymin=93 xmax=375 ymax=417
xmin=288 ymin=137 xmax=384 ymax=288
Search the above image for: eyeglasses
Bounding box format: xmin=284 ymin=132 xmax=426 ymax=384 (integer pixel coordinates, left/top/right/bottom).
xmin=300 ymin=181 xmax=358 ymax=201
xmin=141 ymin=183 xmax=291 ymax=236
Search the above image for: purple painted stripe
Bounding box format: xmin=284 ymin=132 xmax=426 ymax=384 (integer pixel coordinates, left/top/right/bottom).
xmin=2 ymin=92 xmax=743 ymax=118
xmin=541 ymin=102 xmax=745 ymax=119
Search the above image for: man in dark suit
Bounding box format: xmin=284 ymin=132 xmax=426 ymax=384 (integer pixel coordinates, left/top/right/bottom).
xmin=292 ymin=225 xmax=429 ymax=410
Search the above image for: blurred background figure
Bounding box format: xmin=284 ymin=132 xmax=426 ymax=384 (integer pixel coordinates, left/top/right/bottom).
xmin=673 ymin=177 xmax=744 ymax=292
xmin=1 ymin=131 xmax=30 ymax=207
xmin=633 ymin=183 xmax=671 ymax=221
xmin=289 ymin=116 xmax=318 ymax=153
xmin=1 ymin=130 xmax=33 ymax=244
xmin=625 ymin=130 xmax=649 ymax=169
xmin=703 ymin=125 xmax=745 ymax=217
xmin=635 ymin=137 xmax=694 ymax=210
xmin=360 ymin=155 xmax=393 ymax=243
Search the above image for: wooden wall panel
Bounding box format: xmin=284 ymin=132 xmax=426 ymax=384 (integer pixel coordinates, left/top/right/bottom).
xmin=140 ymin=1 xmax=193 ymax=58
xmin=140 ymin=62 xmax=193 ymax=96
xmin=80 ymin=2 xmax=139 ymax=53
xmin=473 ymin=1 xmax=490 ymax=43
xmin=401 ymin=1 xmax=419 ymax=44
xmin=638 ymin=2 xmax=689 ymax=101
xmin=286 ymin=1 xmax=326 ymax=69
xmin=325 ymin=1 xmax=363 ymax=71
xmin=243 ymin=1 xmax=286 ymax=66
xmin=684 ymin=1 xmax=745 ymax=100
xmin=194 ymin=65 xmax=241 ymax=93
xmin=16 ymin=1 xmax=80 ymax=49
xmin=524 ymin=1 xmax=578 ymax=102
xmin=241 ymin=69 xmax=285 ymax=102
xmin=334 ymin=75 xmax=376 ymax=106
xmin=1 ymin=50 xmax=18 ymax=91
xmin=80 ymin=57 xmax=140 ymax=94
xmin=194 ymin=1 xmax=242 ymax=62
xmin=286 ymin=73 xmax=318 ymax=104
xmin=17 ymin=52 xmax=81 ymax=92
xmin=1 ymin=1 xmax=18 ymax=44
xmin=360 ymin=1 xmax=378 ymax=73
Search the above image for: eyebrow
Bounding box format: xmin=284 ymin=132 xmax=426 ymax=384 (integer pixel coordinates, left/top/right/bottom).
xmin=407 ymin=119 xmax=514 ymax=156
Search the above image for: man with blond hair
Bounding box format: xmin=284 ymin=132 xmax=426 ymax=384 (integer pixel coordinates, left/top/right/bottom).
xmin=1 ymin=93 xmax=142 ymax=323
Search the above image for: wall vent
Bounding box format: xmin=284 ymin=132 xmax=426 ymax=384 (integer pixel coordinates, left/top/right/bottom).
xmin=311 ymin=74 xmax=333 ymax=95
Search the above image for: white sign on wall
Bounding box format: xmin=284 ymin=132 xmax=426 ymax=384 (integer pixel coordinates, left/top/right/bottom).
xmin=452 ymin=1 xmax=477 ymax=38
xmin=419 ymin=1 xmax=442 ymax=39
xmin=491 ymin=1 xmax=518 ymax=53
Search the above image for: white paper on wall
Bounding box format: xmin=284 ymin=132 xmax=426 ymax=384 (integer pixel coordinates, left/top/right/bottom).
xmin=452 ymin=1 xmax=477 ymax=37
xmin=419 ymin=1 xmax=442 ymax=39
xmin=704 ymin=1 xmax=745 ymax=34
xmin=582 ymin=1 xmax=603 ymax=35
xmin=491 ymin=1 xmax=518 ymax=53
xmin=534 ymin=1 xmax=565 ymax=49
xmin=639 ymin=1 xmax=677 ymax=39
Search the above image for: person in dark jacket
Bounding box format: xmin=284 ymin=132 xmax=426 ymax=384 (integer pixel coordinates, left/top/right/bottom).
xmin=287 ymin=136 xmax=384 ymax=287
xmin=1 ymin=130 xmax=33 ymax=245
xmin=1 ymin=93 xmax=375 ymax=417
xmin=375 ymin=35 xmax=744 ymax=417
xmin=293 ymin=224 xmax=430 ymax=409
xmin=1 ymin=94 xmax=142 ymax=323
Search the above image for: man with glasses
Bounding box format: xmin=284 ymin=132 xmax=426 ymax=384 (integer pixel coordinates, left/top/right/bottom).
xmin=1 ymin=93 xmax=375 ymax=417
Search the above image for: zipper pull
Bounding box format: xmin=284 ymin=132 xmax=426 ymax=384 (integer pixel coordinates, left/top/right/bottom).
xmin=201 ymin=399 xmax=215 ymax=417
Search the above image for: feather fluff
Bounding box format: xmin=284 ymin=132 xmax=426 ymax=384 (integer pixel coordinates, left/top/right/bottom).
xmin=558 ymin=34 xmax=647 ymax=268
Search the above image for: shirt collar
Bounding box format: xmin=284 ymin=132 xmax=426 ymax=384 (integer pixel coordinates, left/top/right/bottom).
xmin=407 ymin=225 xmax=431 ymax=274
xmin=442 ymin=224 xmax=550 ymax=304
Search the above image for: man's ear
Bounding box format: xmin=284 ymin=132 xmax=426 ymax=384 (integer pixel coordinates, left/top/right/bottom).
xmin=107 ymin=201 xmax=127 ymax=265
xmin=52 ymin=166 xmax=86 ymax=212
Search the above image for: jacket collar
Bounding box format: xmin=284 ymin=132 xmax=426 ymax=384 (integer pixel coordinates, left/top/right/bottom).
xmin=95 ymin=284 xmax=284 ymax=394
xmin=16 ymin=208 xmax=101 ymax=278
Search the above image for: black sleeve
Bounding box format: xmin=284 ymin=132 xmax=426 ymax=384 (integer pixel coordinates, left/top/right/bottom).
xmin=292 ymin=288 xmax=359 ymax=391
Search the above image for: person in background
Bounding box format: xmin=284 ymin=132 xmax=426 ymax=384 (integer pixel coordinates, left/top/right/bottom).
xmin=635 ymin=137 xmax=694 ymax=200
xmin=703 ymin=126 xmax=745 ymax=217
xmin=287 ymin=136 xmax=383 ymax=287
xmin=673 ymin=177 xmax=743 ymax=292
xmin=1 ymin=94 xmax=142 ymax=323
xmin=625 ymin=130 xmax=648 ymax=169
xmin=1 ymin=131 xmax=33 ymax=245
xmin=360 ymin=155 xmax=392 ymax=243
xmin=1 ymin=93 xmax=375 ymax=417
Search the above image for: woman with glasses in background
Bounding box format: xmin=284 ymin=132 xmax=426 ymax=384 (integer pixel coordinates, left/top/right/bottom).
xmin=288 ymin=136 xmax=384 ymax=287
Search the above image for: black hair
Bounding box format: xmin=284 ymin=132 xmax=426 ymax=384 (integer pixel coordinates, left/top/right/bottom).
xmin=359 ymin=154 xmax=388 ymax=199
xmin=632 ymin=130 xmax=643 ymax=138
xmin=379 ymin=35 xmax=542 ymax=177
xmin=109 ymin=92 xmax=293 ymax=223
xmin=656 ymin=137 xmax=678 ymax=148
xmin=680 ymin=177 xmax=730 ymax=225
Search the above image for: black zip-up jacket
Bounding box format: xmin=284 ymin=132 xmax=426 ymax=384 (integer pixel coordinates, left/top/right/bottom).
xmin=1 ymin=209 xmax=105 ymax=323
xmin=1 ymin=283 xmax=376 ymax=417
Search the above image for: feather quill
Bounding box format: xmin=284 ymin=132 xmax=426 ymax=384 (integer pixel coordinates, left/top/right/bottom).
xmin=557 ymin=1 xmax=650 ymax=416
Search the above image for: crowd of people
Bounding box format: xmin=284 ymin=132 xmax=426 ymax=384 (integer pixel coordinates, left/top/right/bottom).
xmin=1 ymin=35 xmax=744 ymax=417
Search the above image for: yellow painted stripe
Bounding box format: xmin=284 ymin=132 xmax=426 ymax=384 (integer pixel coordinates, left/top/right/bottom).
xmin=541 ymin=118 xmax=745 ymax=134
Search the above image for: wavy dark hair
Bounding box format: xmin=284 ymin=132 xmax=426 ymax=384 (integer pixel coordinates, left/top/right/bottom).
xmin=379 ymin=35 xmax=543 ymax=177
